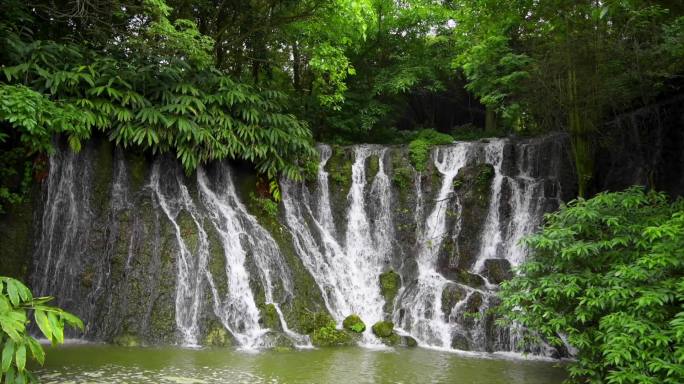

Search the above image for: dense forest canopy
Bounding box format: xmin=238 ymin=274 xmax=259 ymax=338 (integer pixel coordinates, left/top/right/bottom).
xmin=0 ymin=0 xmax=683 ymax=210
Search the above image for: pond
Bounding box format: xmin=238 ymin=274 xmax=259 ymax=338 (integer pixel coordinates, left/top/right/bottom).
xmin=36 ymin=344 xmax=567 ymax=383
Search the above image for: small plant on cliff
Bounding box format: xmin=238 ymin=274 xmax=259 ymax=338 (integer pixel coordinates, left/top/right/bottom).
xmin=0 ymin=276 xmax=83 ymax=383
xmin=498 ymin=187 xmax=684 ymax=383
xmin=249 ymin=193 xmax=279 ymax=220
xmin=408 ymin=129 xmax=454 ymax=172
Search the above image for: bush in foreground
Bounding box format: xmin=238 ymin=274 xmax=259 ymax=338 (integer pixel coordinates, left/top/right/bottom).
xmin=499 ymin=187 xmax=684 ymax=383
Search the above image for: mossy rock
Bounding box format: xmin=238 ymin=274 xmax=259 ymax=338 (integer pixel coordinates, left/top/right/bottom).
xmin=451 ymin=332 xmax=470 ymax=351
xmin=400 ymin=335 xmax=419 ymax=348
xmin=371 ymin=321 xmax=394 ymax=338
xmin=379 ymin=270 xmax=401 ymax=303
xmin=342 ymin=314 xmax=366 ymax=333
xmin=264 ymin=331 xmax=295 ymax=350
xmin=260 ymin=303 xmax=281 ymax=330
xmin=482 ymin=259 xmax=513 ymax=284
xmin=441 ymin=283 xmax=467 ymax=318
xmin=203 ymin=325 xmax=232 ymax=347
xmin=379 ymin=332 xmax=401 ymax=346
xmin=299 ymin=311 xmax=335 ymax=335
xmin=112 ymin=334 xmax=141 ymax=347
xmin=311 ymin=322 xmax=354 ymax=347
xmin=325 ymin=146 xmax=353 ymax=194
xmin=366 ymin=154 xmax=380 ymax=183
xmin=465 ymin=292 xmax=484 ymax=314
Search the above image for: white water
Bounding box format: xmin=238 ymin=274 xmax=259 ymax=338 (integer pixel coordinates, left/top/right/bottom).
xmin=150 ymin=163 xmax=209 ymax=346
xmin=33 ymin=137 xmax=565 ymax=354
xmin=394 ymin=144 xmax=471 ymax=349
xmin=281 ymin=145 xmax=391 ymax=344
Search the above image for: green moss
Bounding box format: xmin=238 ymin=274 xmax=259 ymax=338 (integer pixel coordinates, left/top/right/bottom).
xmin=112 ymin=334 xmax=140 ymax=347
xmin=177 ymin=210 xmax=199 ymax=254
xmin=342 ymin=314 xmax=366 ymax=333
xmin=311 ymin=321 xmax=354 ymax=347
xmin=206 ymin=222 xmax=228 ymax=298
xmin=261 ymin=303 xmax=281 ymax=330
xmin=441 ymin=283 xmax=466 ymax=317
xmin=325 ymin=146 xmax=353 ymax=194
xmin=249 ymin=192 xmax=279 ymax=219
xmin=366 ymin=154 xmax=380 ymax=182
xmin=408 ymin=129 xmax=454 ymax=171
xmin=299 ymin=311 xmax=335 ymax=335
xmin=204 ymin=324 xmax=232 ymax=347
xmin=371 ymin=321 xmax=394 ymax=338
xmin=474 ymin=164 xmax=495 ymax=207
xmin=128 ymin=153 xmax=148 ymax=192
xmin=379 ymin=270 xmax=401 ymax=303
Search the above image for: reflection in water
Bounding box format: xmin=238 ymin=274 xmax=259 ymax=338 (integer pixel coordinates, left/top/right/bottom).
xmin=37 ymin=345 xmax=566 ymax=384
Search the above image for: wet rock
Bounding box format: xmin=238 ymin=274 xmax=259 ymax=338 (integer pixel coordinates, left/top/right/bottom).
xmin=441 ymin=283 xmax=467 ymax=318
xmin=342 ymin=314 xmax=366 ymax=333
xmin=264 ymin=331 xmax=295 ymax=350
xmin=379 ymin=270 xmax=401 ymax=317
xmin=482 ymin=259 xmax=513 ymax=284
xmin=399 ymin=335 xmax=418 ymax=348
xmin=371 ymin=321 xmax=394 ymax=338
xmin=260 ymin=303 xmax=281 ymax=331
xmin=451 ymin=332 xmax=470 ymax=351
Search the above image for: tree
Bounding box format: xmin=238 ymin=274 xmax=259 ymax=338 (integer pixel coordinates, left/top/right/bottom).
xmin=0 ymin=277 xmax=83 ymax=383
xmin=0 ymin=0 xmax=317 ymax=209
xmin=499 ymin=187 xmax=684 ymax=383
xmin=452 ymin=1 xmax=684 ymax=197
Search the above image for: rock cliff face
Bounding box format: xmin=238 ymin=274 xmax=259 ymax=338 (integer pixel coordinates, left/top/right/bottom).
xmin=9 ymin=133 xmax=577 ymax=353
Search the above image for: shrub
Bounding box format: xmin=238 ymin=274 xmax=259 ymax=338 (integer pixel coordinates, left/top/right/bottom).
xmin=499 ymin=187 xmax=684 ymax=383
xmin=408 ymin=129 xmax=453 ymax=172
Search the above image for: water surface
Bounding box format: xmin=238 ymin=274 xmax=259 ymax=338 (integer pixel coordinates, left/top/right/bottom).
xmin=37 ymin=345 xmax=567 ymax=383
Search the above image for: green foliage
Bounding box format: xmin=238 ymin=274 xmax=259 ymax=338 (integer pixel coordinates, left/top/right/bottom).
xmin=452 ymin=1 xmax=684 ymax=194
xmin=342 ymin=314 xmax=366 ymax=333
xmin=499 ymin=187 xmax=684 ymax=383
xmin=299 ymin=311 xmax=335 ymax=335
xmin=0 ymin=276 xmax=83 ymax=383
xmin=249 ymin=193 xmax=279 ymax=220
xmin=371 ymin=321 xmax=394 ymax=338
xmin=408 ymin=129 xmax=454 ymax=171
xmin=311 ymin=320 xmax=353 ymax=347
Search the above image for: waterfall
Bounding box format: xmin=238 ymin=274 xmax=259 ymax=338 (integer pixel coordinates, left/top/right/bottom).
xmin=281 ymin=145 xmax=392 ymax=343
xmin=394 ymin=145 xmax=471 ymax=349
xmin=28 ymin=135 xmax=569 ymax=354
xmin=150 ymin=163 xmax=209 ymax=346
xmin=196 ymin=164 xmax=307 ymax=348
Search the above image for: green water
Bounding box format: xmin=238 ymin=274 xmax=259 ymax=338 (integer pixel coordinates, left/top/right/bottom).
xmin=36 ymin=345 xmax=567 ymax=383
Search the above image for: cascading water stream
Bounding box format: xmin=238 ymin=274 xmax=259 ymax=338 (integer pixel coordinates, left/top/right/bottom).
xmin=197 ymin=165 xmax=309 ymax=348
xmin=472 ymin=139 xmax=506 ymax=273
xmin=394 ymin=145 xmax=471 ymax=349
xmin=282 ymin=145 xmax=392 ymax=345
xmin=150 ymin=163 xmax=209 ymax=346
